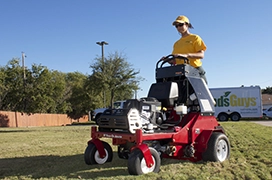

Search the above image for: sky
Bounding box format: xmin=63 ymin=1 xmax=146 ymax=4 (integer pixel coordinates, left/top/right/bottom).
xmin=1 ymin=1 xmax=272 ymax=98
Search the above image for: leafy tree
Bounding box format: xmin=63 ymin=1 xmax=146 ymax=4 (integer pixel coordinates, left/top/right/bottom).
xmin=0 ymin=66 xmax=8 ymax=109
xmin=262 ymin=87 xmax=272 ymax=94
xmin=0 ymin=58 xmax=25 ymax=111
xmin=82 ymin=74 xmax=104 ymax=112
xmin=49 ymin=70 xmax=71 ymax=113
xmin=0 ymin=51 xmax=144 ymax=118
xmin=89 ymin=52 xmax=142 ymax=107
xmin=66 ymin=72 xmax=93 ymax=119
xmin=22 ymin=64 xmax=70 ymax=114
xmin=0 ymin=59 xmax=72 ymax=114
xmin=24 ymin=64 xmax=53 ymax=113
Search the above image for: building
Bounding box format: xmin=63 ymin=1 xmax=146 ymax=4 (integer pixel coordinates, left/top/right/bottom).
xmin=262 ymin=94 xmax=272 ymax=110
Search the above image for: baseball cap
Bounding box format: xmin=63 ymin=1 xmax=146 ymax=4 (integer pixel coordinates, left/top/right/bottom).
xmin=172 ymin=15 xmax=190 ymax=25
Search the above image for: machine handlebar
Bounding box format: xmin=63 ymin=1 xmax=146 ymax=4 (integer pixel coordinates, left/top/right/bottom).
xmin=156 ymin=54 xmax=190 ymax=69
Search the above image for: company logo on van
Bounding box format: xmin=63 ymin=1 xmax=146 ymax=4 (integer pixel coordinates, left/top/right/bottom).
xmin=214 ymin=91 xmax=256 ymax=107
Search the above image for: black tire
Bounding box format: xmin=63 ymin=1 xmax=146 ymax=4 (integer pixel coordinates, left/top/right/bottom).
xmin=127 ymin=147 xmax=161 ymax=175
xmin=84 ymin=141 xmax=113 ymax=165
xmin=94 ymin=113 xmax=102 ymax=124
xmin=202 ymin=132 xmax=230 ymax=162
xmin=217 ymin=113 xmax=229 ymax=121
xmin=230 ymin=112 xmax=240 ymax=121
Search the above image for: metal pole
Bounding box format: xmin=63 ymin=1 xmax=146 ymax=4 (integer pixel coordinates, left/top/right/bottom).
xmin=96 ymin=41 xmax=108 ymax=107
xmin=102 ymin=45 xmax=104 ymax=63
xmin=21 ymin=52 xmax=27 ymax=110
xmin=22 ymin=52 xmax=26 ymax=80
xmin=101 ymin=45 xmax=105 ymax=107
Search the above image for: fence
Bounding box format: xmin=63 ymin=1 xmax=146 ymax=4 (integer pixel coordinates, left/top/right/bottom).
xmin=0 ymin=111 xmax=89 ymax=127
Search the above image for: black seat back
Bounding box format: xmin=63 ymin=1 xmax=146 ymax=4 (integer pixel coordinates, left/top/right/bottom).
xmin=147 ymin=82 xmax=178 ymax=107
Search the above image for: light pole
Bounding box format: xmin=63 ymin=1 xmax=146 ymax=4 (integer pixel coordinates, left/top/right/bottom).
xmin=96 ymin=41 xmax=108 ymax=63
xmin=21 ymin=52 xmax=26 ymax=80
xmin=21 ymin=52 xmax=27 ymax=110
xmin=96 ymin=41 xmax=108 ymax=107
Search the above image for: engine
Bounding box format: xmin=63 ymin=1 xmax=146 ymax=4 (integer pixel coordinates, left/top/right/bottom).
xmin=97 ymin=97 xmax=189 ymax=134
xmin=97 ymin=98 xmax=163 ymax=133
xmin=97 ymin=81 xmax=193 ymax=134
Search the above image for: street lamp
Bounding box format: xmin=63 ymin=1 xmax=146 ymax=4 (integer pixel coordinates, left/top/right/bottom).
xmin=21 ymin=52 xmax=27 ymax=110
xmin=21 ymin=52 xmax=26 ymax=80
xmin=96 ymin=41 xmax=108 ymax=63
xmin=96 ymin=41 xmax=109 ymax=107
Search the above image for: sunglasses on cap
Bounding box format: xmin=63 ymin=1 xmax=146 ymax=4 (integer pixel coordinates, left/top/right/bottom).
xmin=175 ymin=23 xmax=185 ymax=28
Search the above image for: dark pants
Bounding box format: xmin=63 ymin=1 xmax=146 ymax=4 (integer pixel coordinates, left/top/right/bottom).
xmin=196 ymin=66 xmax=207 ymax=84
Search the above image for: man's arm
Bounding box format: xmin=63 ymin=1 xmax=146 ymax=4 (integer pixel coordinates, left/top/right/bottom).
xmin=174 ymin=50 xmax=204 ymax=59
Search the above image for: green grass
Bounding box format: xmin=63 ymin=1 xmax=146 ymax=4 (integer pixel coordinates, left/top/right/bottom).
xmin=0 ymin=122 xmax=272 ymax=180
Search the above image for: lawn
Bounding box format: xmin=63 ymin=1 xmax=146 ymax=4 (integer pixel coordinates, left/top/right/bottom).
xmin=0 ymin=121 xmax=272 ymax=180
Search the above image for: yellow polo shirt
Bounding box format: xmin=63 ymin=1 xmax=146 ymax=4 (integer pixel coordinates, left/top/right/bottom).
xmin=172 ymin=34 xmax=206 ymax=67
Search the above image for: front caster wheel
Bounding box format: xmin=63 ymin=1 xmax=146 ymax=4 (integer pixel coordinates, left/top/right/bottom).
xmin=84 ymin=141 xmax=113 ymax=165
xmin=202 ymin=132 xmax=230 ymax=162
xmin=127 ymin=147 xmax=161 ymax=175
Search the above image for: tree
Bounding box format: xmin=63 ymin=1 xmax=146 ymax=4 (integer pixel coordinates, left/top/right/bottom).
xmin=0 ymin=66 xmax=8 ymax=109
xmin=262 ymin=87 xmax=272 ymax=94
xmin=0 ymin=59 xmax=72 ymax=114
xmin=0 ymin=58 xmax=25 ymax=111
xmin=66 ymin=72 xmax=94 ymax=119
xmin=0 ymin=52 xmax=143 ymax=118
xmin=89 ymin=51 xmax=143 ymax=107
xmin=22 ymin=64 xmax=70 ymax=114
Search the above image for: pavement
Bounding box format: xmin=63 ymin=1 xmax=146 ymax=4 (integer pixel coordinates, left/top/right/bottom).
xmin=250 ymin=120 xmax=272 ymax=127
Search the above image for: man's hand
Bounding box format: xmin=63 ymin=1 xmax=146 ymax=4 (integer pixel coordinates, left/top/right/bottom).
xmin=160 ymin=56 xmax=175 ymax=65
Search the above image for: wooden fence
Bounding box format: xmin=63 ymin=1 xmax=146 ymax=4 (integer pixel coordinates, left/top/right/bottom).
xmin=0 ymin=111 xmax=89 ymax=127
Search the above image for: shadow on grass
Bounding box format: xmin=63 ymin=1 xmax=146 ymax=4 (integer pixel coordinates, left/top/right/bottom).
xmin=0 ymin=129 xmax=33 ymax=133
xmin=0 ymin=150 xmax=210 ymax=179
xmin=0 ymin=152 xmax=130 ymax=179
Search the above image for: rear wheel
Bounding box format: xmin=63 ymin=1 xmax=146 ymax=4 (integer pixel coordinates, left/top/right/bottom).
xmin=230 ymin=112 xmax=240 ymax=121
xmin=84 ymin=141 xmax=113 ymax=165
xmin=127 ymin=147 xmax=161 ymax=175
xmin=217 ymin=113 xmax=229 ymax=121
xmin=94 ymin=113 xmax=102 ymax=124
xmin=203 ymin=132 xmax=230 ymax=162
